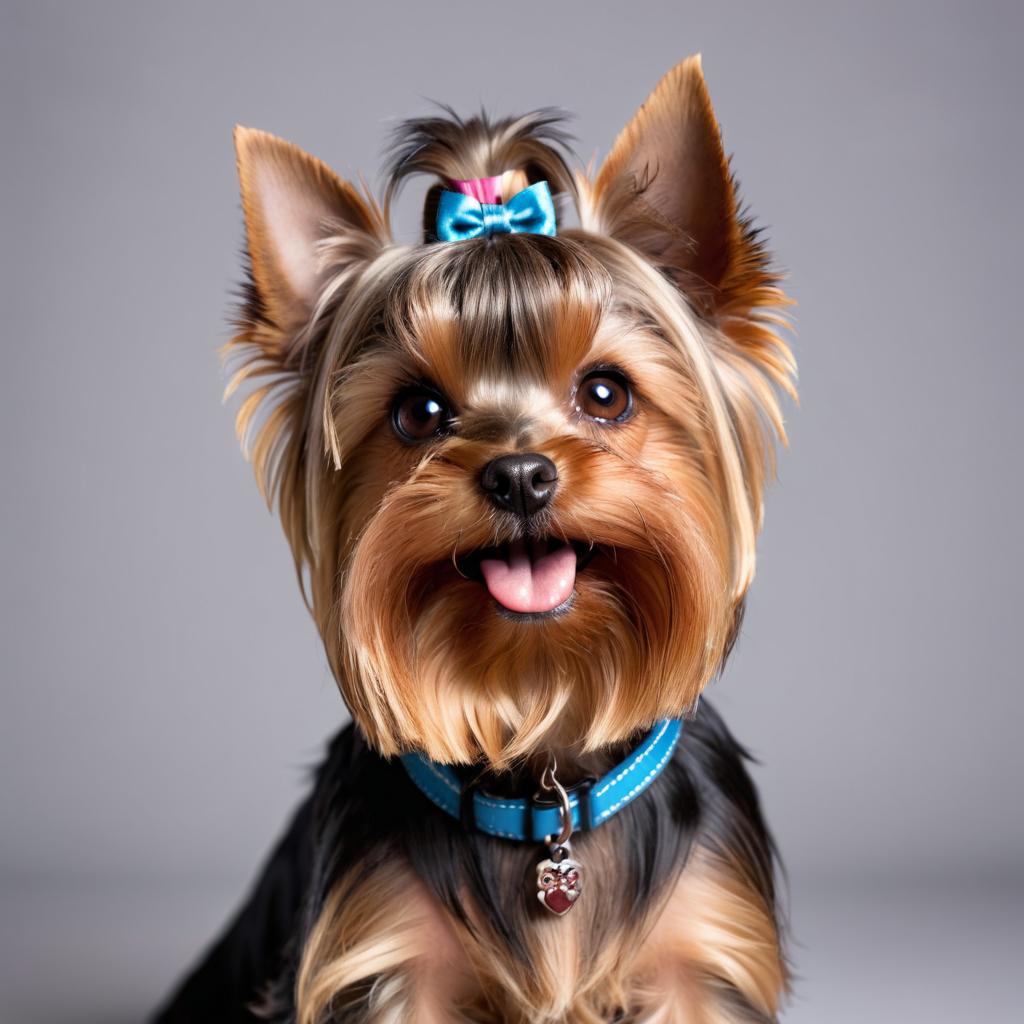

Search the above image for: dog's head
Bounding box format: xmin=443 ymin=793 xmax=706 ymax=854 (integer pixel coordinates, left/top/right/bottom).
xmin=229 ymin=57 xmax=794 ymax=768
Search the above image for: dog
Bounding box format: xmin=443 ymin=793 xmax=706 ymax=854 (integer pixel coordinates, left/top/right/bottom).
xmin=155 ymin=54 xmax=795 ymax=1023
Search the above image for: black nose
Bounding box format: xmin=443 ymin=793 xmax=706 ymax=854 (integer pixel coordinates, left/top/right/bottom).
xmin=480 ymin=452 xmax=558 ymax=518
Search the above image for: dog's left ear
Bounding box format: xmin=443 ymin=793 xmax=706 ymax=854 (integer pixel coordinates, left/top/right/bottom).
xmin=587 ymin=56 xmax=787 ymax=328
xmin=589 ymin=57 xmax=794 ymax=597
xmin=234 ymin=126 xmax=386 ymax=342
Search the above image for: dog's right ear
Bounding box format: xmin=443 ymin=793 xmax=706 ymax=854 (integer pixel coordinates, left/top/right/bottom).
xmin=229 ymin=128 xmax=386 ymax=511
xmin=234 ymin=126 xmax=386 ymax=346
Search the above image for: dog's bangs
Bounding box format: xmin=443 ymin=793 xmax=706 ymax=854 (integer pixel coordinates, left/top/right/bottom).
xmin=387 ymin=233 xmax=613 ymax=381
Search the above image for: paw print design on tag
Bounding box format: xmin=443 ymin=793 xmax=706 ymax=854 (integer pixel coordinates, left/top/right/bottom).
xmin=536 ymin=847 xmax=582 ymax=915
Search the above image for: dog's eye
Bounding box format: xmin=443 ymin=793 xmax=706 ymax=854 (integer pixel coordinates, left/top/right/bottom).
xmin=576 ymin=370 xmax=632 ymax=423
xmin=392 ymin=388 xmax=453 ymax=442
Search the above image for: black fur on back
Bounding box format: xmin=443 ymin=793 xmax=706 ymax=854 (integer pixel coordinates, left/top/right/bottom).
xmin=152 ymin=700 xmax=783 ymax=1023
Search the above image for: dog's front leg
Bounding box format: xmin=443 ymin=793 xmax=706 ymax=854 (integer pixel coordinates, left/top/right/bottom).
xmin=630 ymin=848 xmax=787 ymax=1024
xmin=295 ymin=861 xmax=472 ymax=1024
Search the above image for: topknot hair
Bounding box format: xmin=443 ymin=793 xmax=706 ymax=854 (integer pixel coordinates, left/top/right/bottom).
xmin=383 ymin=107 xmax=578 ymax=240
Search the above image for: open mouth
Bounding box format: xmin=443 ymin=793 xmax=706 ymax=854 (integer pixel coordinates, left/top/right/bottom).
xmin=458 ymin=538 xmax=596 ymax=618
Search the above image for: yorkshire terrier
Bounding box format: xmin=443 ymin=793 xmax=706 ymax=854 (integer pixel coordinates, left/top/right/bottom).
xmin=156 ymin=55 xmax=796 ymax=1023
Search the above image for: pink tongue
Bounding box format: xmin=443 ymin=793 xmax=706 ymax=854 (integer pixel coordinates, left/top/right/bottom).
xmin=479 ymin=541 xmax=577 ymax=614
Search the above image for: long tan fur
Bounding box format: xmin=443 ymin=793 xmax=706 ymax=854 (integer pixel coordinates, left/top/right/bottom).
xmin=295 ymin=841 xmax=785 ymax=1023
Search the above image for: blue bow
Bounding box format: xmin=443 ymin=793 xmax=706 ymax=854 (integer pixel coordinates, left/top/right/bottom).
xmin=435 ymin=181 xmax=557 ymax=242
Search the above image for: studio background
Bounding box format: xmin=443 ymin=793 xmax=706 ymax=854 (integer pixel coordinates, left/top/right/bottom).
xmin=2 ymin=1 xmax=1021 ymax=1021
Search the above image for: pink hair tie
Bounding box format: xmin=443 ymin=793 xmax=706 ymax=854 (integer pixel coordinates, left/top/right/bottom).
xmin=450 ymin=175 xmax=504 ymax=205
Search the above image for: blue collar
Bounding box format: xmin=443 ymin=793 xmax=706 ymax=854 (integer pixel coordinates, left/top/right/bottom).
xmin=400 ymin=718 xmax=683 ymax=842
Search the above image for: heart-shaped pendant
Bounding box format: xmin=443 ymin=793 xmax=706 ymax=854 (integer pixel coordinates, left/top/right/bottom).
xmin=536 ymin=843 xmax=582 ymax=916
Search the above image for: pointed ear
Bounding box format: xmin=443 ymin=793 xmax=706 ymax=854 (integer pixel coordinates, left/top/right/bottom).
xmin=590 ymin=56 xmax=777 ymax=321
xmin=234 ymin=126 xmax=384 ymax=334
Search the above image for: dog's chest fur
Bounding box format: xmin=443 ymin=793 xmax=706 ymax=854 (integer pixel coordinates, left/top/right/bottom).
xmin=286 ymin=702 xmax=783 ymax=1023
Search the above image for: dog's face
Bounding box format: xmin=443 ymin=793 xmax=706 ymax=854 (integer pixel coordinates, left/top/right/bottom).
xmin=230 ymin=57 xmax=794 ymax=767
xmin=325 ymin=237 xmax=737 ymax=767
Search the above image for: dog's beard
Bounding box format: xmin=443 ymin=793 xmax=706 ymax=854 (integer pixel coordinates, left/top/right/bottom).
xmin=336 ymin=435 xmax=733 ymax=768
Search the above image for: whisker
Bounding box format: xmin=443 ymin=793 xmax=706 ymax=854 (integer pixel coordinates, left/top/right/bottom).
xmin=451 ymin=531 xmax=469 ymax=579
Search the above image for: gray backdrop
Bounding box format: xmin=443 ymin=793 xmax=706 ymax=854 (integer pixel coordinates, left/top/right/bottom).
xmin=3 ymin=1 xmax=1022 ymax=1021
